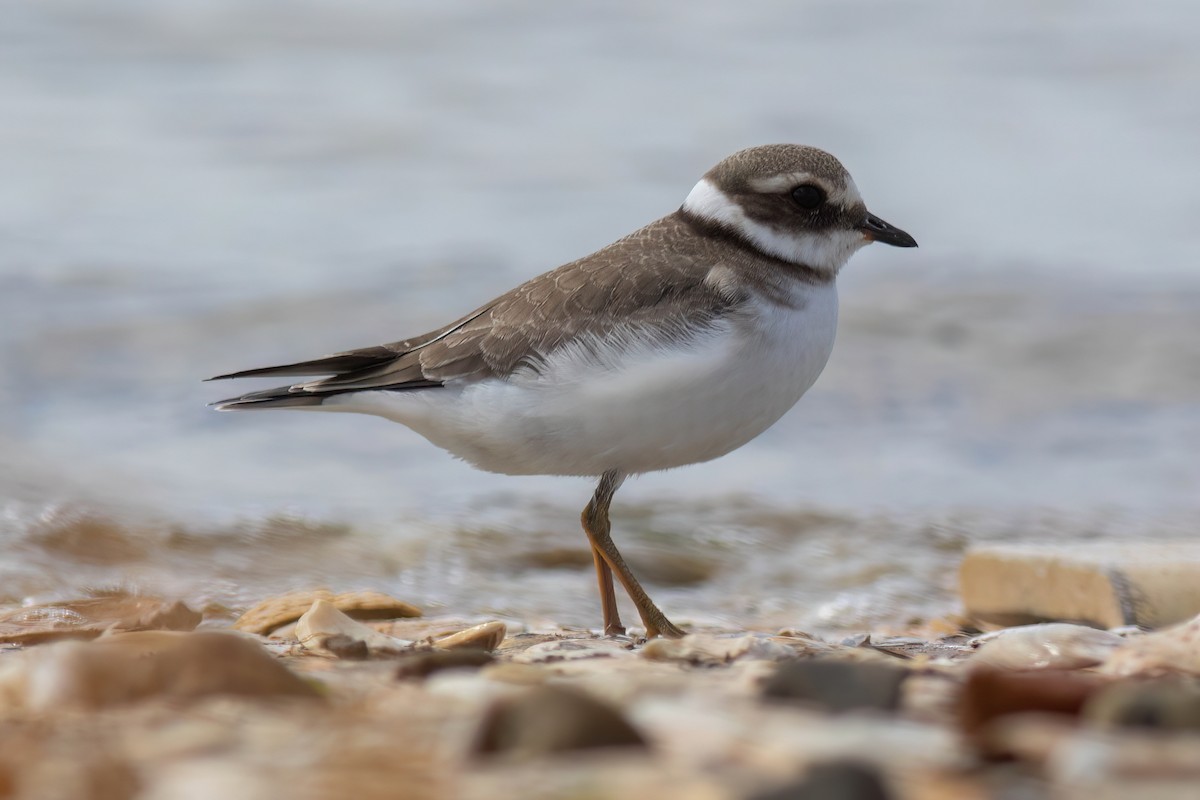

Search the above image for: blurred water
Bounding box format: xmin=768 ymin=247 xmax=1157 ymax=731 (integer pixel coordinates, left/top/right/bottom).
xmin=1 ymin=1 xmax=1197 ymax=630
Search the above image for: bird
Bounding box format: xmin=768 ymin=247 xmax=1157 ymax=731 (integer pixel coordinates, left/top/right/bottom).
xmin=208 ymin=144 xmax=917 ymax=639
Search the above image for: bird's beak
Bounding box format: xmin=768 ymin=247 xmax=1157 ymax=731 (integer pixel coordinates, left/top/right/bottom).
xmin=859 ymin=213 xmax=918 ymax=248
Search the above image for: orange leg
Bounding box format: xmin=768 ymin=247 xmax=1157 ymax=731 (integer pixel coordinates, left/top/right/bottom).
xmin=581 ymin=471 xmax=685 ymax=639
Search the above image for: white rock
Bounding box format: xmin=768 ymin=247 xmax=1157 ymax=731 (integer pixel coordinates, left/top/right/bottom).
xmin=295 ymin=599 xmax=413 ymax=655
xmin=641 ymin=633 xmax=796 ymax=664
xmin=970 ymin=623 xmax=1124 ymax=670
xmin=512 ymin=638 xmax=634 ymax=663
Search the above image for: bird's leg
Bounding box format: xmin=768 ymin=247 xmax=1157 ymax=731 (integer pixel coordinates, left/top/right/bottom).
xmin=581 ymin=470 xmax=686 ymax=640
xmin=582 ymin=471 xmax=624 ymax=635
xmin=588 ymin=544 xmax=624 ymax=636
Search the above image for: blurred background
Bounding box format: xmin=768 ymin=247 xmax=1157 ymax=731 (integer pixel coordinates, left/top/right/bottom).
xmin=1 ymin=0 xmax=1197 ymax=632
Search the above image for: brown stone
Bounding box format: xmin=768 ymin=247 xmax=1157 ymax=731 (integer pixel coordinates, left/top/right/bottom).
xmin=762 ymin=659 xmax=910 ymax=712
xmin=1083 ymin=680 xmax=1200 ymax=731
xmin=395 ymin=649 xmax=495 ymax=680
xmin=233 ymin=589 xmax=421 ymax=635
xmin=8 ymin=630 xmax=319 ymax=712
xmin=473 ymin=684 xmax=648 ymax=758
xmin=959 ymin=542 xmax=1200 ymax=629
xmin=748 ymin=761 xmax=892 ymax=800
xmin=0 ymin=595 xmax=201 ymax=645
xmin=959 ymin=667 xmax=1105 ymax=740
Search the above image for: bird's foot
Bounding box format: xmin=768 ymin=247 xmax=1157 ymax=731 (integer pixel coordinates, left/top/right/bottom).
xmin=641 ymin=611 xmax=686 ymax=640
xmin=602 ymin=621 xmax=627 ymax=637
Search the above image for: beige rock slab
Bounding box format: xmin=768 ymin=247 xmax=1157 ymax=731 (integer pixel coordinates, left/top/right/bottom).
xmin=959 ymin=542 xmax=1200 ymax=629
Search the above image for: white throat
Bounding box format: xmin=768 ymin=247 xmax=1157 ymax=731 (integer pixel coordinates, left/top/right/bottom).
xmin=682 ymin=178 xmax=867 ymax=274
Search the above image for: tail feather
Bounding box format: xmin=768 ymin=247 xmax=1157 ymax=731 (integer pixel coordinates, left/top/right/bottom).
xmin=213 ymin=395 xmax=327 ymax=411
xmin=208 ymin=336 xmax=449 ymax=411
xmin=206 ymin=348 xmax=396 ymax=382
xmin=210 ymin=377 xmax=443 ymax=411
xmin=210 ymin=384 xmax=329 ymax=411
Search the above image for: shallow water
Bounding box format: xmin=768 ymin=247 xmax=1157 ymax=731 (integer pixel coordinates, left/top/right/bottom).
xmin=2 ymin=1 xmax=1198 ymax=631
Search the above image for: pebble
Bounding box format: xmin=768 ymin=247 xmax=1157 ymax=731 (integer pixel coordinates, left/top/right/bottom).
xmin=473 ymin=684 xmax=648 ymax=758
xmin=762 ymin=659 xmax=909 ymax=713
xmin=958 ymin=667 xmax=1104 ymax=740
xmin=1083 ymin=680 xmax=1200 ymax=731
xmin=395 ymin=649 xmax=496 ymax=680
xmin=748 ymin=761 xmax=892 ymax=800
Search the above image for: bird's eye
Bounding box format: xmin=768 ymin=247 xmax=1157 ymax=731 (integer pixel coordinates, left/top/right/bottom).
xmin=790 ymin=184 xmax=826 ymax=209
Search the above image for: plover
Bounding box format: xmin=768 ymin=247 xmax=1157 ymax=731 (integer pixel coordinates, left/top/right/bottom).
xmin=209 ymin=144 xmax=917 ymax=639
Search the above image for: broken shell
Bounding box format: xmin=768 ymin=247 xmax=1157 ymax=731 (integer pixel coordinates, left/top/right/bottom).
xmin=433 ymin=621 xmax=507 ymax=653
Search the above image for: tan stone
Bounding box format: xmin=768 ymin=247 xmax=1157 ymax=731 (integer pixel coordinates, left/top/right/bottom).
xmin=0 ymin=595 xmax=201 ymax=645
xmin=232 ymin=590 xmax=421 ymax=635
xmin=2 ymin=631 xmax=319 ymax=712
xmin=1101 ymin=614 xmax=1200 ymax=677
xmin=959 ymin=542 xmax=1200 ymax=629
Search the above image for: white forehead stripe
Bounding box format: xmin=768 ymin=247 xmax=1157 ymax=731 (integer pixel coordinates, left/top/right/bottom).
xmin=747 ymin=172 xmax=864 ymax=207
xmin=748 ymin=173 xmax=814 ymax=193
xmin=682 ymin=178 xmax=869 ymax=273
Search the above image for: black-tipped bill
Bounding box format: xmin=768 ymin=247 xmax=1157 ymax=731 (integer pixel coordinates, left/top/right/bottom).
xmin=859 ymin=213 xmax=917 ymax=248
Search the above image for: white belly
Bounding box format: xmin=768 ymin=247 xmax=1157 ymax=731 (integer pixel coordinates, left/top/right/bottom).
xmin=325 ymin=284 xmax=839 ymax=476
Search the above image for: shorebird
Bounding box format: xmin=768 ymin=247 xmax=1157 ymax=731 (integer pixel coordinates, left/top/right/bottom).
xmin=209 ymin=144 xmax=917 ymax=638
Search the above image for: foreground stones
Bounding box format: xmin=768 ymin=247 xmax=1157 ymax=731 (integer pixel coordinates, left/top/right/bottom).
xmin=2 ymin=588 xmax=1200 ymax=799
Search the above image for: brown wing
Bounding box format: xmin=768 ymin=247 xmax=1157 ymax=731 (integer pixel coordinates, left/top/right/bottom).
xmin=210 ymin=213 xmax=742 ymax=407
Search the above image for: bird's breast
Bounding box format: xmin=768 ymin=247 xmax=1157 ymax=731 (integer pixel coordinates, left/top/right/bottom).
xmin=468 ymin=281 xmax=839 ymax=475
xmin=351 ymin=281 xmax=840 ymax=477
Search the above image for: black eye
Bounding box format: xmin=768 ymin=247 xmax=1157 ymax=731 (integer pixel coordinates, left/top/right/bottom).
xmin=790 ymin=184 xmax=826 ymax=209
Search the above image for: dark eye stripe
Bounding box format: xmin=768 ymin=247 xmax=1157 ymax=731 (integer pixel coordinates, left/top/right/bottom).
xmin=790 ymin=184 xmax=825 ymax=209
